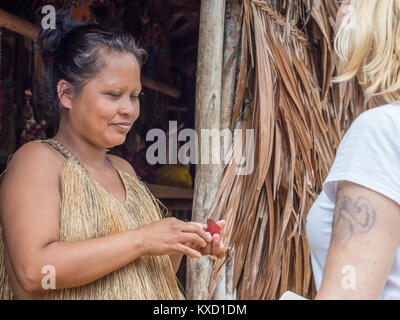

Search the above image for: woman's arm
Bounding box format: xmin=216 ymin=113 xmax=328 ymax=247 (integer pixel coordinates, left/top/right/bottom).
xmin=316 ymin=181 xmax=400 ymax=299
xmin=26 ymin=230 xmax=146 ymax=292
xmin=0 ymin=142 xmax=210 ymax=293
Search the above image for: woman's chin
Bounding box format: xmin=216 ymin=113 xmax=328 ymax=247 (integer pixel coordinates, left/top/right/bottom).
xmin=108 ymin=134 xmax=127 ymax=147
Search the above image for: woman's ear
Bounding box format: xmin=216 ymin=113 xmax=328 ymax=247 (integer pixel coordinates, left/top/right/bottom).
xmin=57 ymin=80 xmax=74 ymax=110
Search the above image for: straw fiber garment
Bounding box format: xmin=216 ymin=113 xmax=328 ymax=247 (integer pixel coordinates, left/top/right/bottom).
xmin=0 ymin=138 xmax=185 ymax=300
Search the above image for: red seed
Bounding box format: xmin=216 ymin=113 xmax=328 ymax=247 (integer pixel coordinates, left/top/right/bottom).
xmin=206 ymin=219 xmax=221 ymax=236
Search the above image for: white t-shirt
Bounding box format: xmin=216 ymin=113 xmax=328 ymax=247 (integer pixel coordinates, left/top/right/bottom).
xmin=306 ymin=104 xmax=400 ymax=300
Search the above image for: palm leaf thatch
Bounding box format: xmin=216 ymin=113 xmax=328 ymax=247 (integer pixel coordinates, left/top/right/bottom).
xmin=204 ymin=0 xmax=381 ymax=300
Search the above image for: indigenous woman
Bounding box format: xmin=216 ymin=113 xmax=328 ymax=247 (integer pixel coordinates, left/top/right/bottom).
xmin=0 ymin=9 xmax=225 ymax=300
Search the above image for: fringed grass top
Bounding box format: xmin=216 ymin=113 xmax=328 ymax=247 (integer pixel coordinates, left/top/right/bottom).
xmin=0 ymin=138 xmax=185 ymax=300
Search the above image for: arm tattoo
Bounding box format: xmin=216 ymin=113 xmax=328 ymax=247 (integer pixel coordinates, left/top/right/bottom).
xmin=331 ymin=189 xmax=376 ymax=244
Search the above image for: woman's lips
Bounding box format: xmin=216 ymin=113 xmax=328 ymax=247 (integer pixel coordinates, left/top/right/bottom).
xmin=111 ymin=123 xmax=131 ymax=132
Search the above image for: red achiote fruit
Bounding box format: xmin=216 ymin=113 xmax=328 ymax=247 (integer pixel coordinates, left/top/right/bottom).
xmin=206 ymin=219 xmax=221 ymax=236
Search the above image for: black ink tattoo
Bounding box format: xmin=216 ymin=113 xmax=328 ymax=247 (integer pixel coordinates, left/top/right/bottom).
xmin=331 ymin=190 xmax=376 ymax=244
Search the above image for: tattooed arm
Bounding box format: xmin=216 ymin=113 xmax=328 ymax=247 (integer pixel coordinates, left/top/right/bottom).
xmin=316 ymin=181 xmax=400 ymax=300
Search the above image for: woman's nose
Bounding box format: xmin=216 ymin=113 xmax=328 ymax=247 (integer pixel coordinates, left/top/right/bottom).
xmin=118 ymin=96 xmax=139 ymax=118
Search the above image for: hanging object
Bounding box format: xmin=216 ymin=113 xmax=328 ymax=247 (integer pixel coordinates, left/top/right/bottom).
xmin=22 ymin=89 xmax=34 ymax=122
xmin=141 ymin=1 xmax=150 ymax=26
xmin=20 ymin=89 xmax=47 ymax=146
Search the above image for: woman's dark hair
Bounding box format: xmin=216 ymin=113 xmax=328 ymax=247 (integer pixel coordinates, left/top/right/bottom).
xmin=37 ymin=7 xmax=146 ymax=113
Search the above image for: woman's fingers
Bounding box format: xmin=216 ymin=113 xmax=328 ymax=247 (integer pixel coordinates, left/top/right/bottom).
xmin=172 ymin=219 xmax=226 ymax=259
xmin=199 ymin=241 xmax=211 ymax=256
xmin=181 ymin=233 xmax=208 ymax=249
xmin=186 ymin=237 xmax=226 ymax=258
xmin=210 ymin=234 xmax=226 ymax=259
xmin=216 ymin=242 xmax=225 ymax=259
xmin=182 ymin=222 xmax=212 ymax=243
xmin=176 ymin=243 xmax=201 ymax=259
xmin=211 ymin=234 xmax=220 ymax=255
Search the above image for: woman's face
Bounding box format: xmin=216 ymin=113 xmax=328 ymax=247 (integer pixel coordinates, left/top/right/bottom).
xmin=67 ymin=52 xmax=141 ymax=148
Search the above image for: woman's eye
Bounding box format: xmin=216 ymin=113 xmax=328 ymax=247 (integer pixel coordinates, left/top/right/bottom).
xmin=107 ymin=92 xmax=143 ymax=99
xmin=131 ymin=91 xmax=143 ymax=99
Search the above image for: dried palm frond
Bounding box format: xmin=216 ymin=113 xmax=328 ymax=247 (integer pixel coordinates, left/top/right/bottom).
xmin=205 ymin=0 xmax=377 ymax=300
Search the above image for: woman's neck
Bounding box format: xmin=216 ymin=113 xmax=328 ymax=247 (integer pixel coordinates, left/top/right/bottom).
xmin=53 ymin=120 xmax=109 ymax=171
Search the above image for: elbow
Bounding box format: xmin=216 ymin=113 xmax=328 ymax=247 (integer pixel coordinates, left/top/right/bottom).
xmin=17 ymin=269 xmax=41 ymax=294
xmin=16 ymin=265 xmax=52 ymax=294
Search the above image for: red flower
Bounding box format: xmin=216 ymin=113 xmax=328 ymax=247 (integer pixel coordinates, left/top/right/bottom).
xmin=206 ymin=219 xmax=221 ymax=236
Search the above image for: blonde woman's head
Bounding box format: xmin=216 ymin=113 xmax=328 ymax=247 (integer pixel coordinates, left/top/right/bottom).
xmin=334 ymin=0 xmax=400 ymax=104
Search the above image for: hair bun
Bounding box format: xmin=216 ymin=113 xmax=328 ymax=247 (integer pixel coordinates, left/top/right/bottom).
xmin=37 ymin=7 xmax=90 ymax=60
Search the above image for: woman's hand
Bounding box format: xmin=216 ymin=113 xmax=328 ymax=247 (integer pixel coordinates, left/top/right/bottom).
xmin=188 ymin=220 xmax=226 ymax=259
xmin=139 ymin=217 xmax=213 ymax=258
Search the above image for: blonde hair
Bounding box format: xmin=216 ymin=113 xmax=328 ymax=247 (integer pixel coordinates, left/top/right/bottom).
xmin=334 ymin=0 xmax=400 ymax=103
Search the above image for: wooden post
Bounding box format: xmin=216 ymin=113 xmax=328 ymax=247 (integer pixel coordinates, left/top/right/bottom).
xmin=186 ymin=0 xmax=226 ymax=300
xmin=215 ymin=0 xmax=242 ymax=300
xmin=220 ymin=0 xmax=242 ymax=135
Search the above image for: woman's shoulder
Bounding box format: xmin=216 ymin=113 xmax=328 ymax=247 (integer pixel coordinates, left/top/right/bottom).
xmin=354 ymin=104 xmax=400 ymax=125
xmin=1 ymin=140 xmax=64 ymax=190
xmin=107 ymin=154 xmax=137 ymax=177
xmin=10 ymin=140 xmax=65 ymax=168
xmin=345 ymin=104 xmax=400 ymax=139
xmin=331 ymin=103 xmax=400 ymax=175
